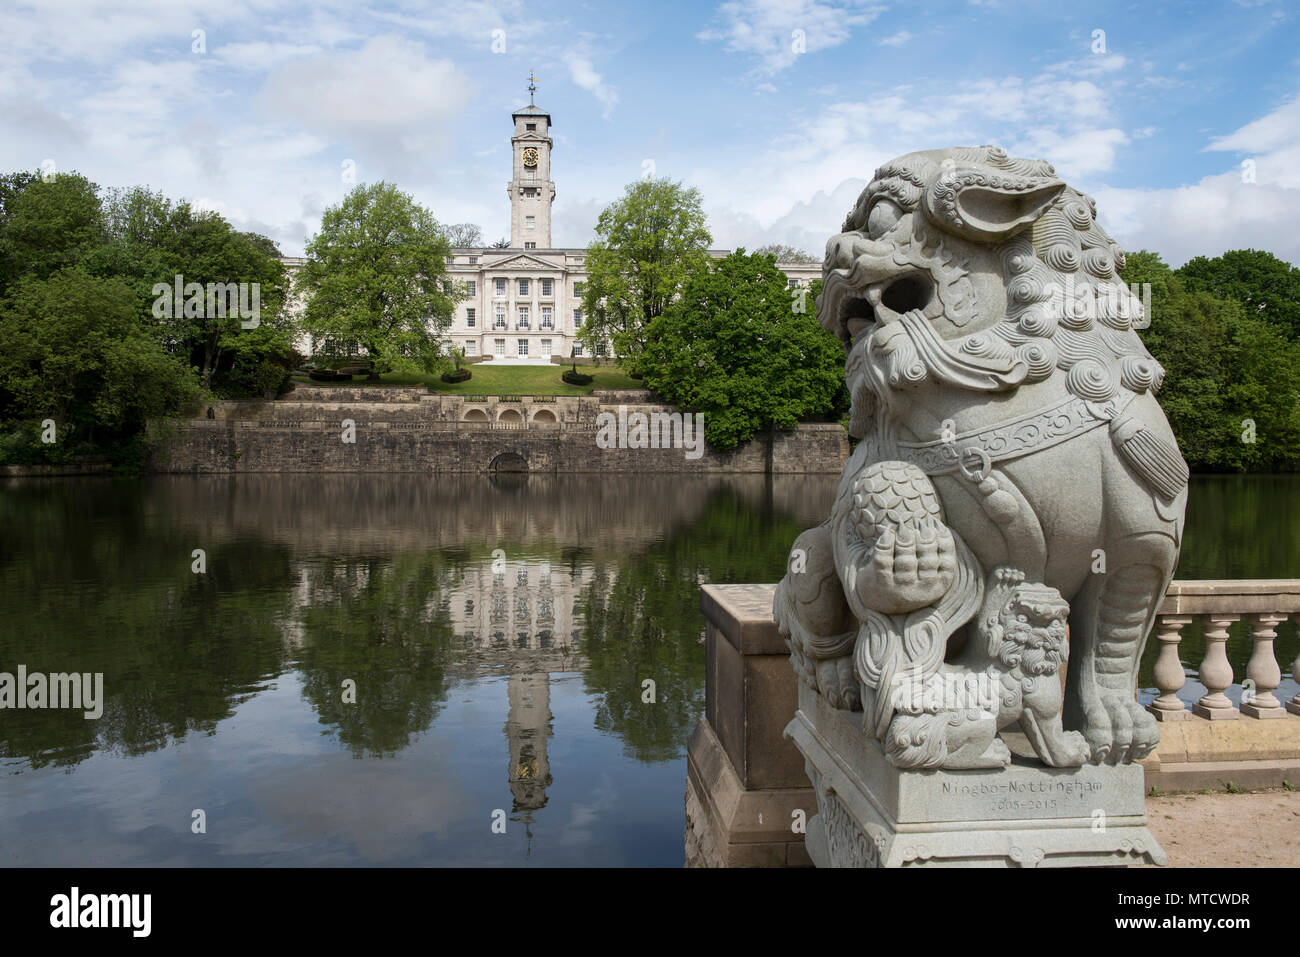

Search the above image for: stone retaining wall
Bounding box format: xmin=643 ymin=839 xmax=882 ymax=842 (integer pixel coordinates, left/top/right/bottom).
xmin=150 ymin=388 xmax=849 ymax=474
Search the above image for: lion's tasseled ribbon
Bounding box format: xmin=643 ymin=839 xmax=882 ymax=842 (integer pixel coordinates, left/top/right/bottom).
xmin=1110 ymin=414 xmax=1189 ymax=500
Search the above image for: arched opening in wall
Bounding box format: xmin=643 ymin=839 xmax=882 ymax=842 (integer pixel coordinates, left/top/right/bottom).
xmin=464 ymin=408 xmax=489 ymax=422
xmin=489 ymin=451 xmax=528 ymax=472
xmin=532 ymin=409 xmax=557 ymax=428
xmin=498 ymin=408 xmax=523 ymax=426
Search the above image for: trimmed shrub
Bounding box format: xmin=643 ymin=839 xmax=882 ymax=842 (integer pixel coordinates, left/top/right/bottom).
xmin=561 ymin=369 xmax=593 ymax=386
xmin=441 ymin=368 xmax=472 ymax=383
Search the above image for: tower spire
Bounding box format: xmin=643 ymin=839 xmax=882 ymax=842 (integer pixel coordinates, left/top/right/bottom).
xmin=528 ymin=70 xmax=537 ymax=106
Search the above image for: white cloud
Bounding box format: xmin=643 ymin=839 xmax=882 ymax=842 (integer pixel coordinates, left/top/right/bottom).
xmin=1206 ymin=93 xmax=1300 ymax=154
xmin=877 ymin=30 xmax=911 ymax=46
xmin=256 ymin=35 xmax=474 ymax=173
xmin=216 ymin=41 xmax=324 ymax=72
xmin=698 ymin=0 xmax=886 ymax=75
xmin=1011 ymin=127 xmax=1129 ymax=180
xmin=1095 ymin=95 xmax=1300 ymax=266
xmin=564 ymin=53 xmax=619 ymax=118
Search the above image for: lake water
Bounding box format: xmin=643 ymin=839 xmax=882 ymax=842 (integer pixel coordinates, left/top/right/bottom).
xmin=1 ymin=473 xmax=1295 ymax=866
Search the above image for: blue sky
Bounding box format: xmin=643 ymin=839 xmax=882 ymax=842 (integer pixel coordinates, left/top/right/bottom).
xmin=2 ymin=0 xmax=1298 ymax=265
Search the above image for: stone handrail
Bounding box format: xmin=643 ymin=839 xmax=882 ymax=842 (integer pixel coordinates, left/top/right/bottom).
xmin=1149 ymin=579 xmax=1300 ymax=721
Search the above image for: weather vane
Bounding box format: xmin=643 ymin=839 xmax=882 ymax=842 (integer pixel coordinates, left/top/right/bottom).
xmin=528 ymin=70 xmax=537 ymax=106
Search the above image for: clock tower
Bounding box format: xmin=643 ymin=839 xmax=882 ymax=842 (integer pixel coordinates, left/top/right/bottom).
xmin=508 ymin=72 xmax=555 ymax=249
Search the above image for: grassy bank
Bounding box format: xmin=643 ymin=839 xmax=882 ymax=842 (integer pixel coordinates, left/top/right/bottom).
xmin=290 ymin=365 xmax=643 ymax=396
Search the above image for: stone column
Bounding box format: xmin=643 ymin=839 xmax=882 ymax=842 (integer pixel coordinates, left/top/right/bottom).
xmin=685 ymin=584 xmax=814 ymax=867
xmin=1193 ymin=614 xmax=1241 ymax=720
xmin=1241 ymin=613 xmax=1288 ymax=719
xmin=1148 ymin=615 xmax=1194 ymax=721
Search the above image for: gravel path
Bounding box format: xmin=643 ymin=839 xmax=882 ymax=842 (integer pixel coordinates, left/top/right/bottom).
xmin=1145 ymin=788 xmax=1300 ymax=867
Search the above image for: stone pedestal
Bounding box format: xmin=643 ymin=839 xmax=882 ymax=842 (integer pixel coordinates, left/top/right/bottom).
xmin=786 ymin=683 xmax=1168 ymax=867
xmin=685 ymin=584 xmax=815 ymax=867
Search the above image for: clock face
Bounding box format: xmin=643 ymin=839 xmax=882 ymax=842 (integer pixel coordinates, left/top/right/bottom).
xmin=522 ymin=147 xmax=539 ymax=168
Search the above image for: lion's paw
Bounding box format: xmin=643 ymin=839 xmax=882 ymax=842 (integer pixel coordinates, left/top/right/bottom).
xmin=815 ymin=656 xmax=860 ymax=711
xmin=1058 ymin=730 xmax=1091 ymax=767
xmin=1125 ymin=700 xmax=1160 ymax=760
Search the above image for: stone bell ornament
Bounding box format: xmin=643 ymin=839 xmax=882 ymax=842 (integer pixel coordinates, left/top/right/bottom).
xmin=776 ymin=147 xmax=1184 ymax=867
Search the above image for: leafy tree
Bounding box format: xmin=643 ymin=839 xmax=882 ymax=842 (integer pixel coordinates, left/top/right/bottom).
xmin=1178 ymin=249 xmax=1300 ymax=339
xmin=153 ymin=210 xmax=290 ymax=391
xmin=241 ymin=231 xmax=283 ymax=259
xmin=441 ymin=222 xmax=483 ymax=247
xmin=753 ymin=243 xmax=818 ymax=263
xmin=490 ymin=237 xmax=511 ymax=248
xmin=639 ymin=251 xmax=846 ymax=450
xmin=1123 ymin=250 xmax=1300 ymax=472
xmin=580 ymin=177 xmax=712 ymax=367
xmin=0 ymin=268 xmax=203 ymax=464
xmin=87 ymin=187 xmax=292 ymax=395
xmin=0 ymin=171 xmax=104 ymax=294
xmin=296 ymin=182 xmax=459 ymax=380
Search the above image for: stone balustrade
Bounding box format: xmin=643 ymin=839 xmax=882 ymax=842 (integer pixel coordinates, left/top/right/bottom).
xmin=687 ymin=579 xmax=1300 ymax=866
xmin=1147 ymin=580 xmax=1300 ymax=722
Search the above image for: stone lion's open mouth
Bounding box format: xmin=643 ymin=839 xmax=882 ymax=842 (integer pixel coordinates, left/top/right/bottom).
xmin=821 ymin=268 xmax=937 ymax=346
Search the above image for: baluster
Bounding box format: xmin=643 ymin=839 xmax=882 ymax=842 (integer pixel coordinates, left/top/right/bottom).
xmin=1288 ymin=638 xmax=1300 ymax=717
xmin=1241 ymin=613 xmax=1288 ymax=718
xmin=1148 ymin=615 xmax=1194 ymax=720
xmin=1193 ymin=614 xmax=1241 ymax=720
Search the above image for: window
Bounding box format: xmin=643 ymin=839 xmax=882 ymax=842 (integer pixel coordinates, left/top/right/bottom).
xmin=524 ymin=242 xmax=536 ymax=249
xmin=466 ymin=308 xmax=476 ymax=327
xmin=595 ymin=340 xmax=607 ymax=357
xmin=469 ymin=257 xmax=478 ymax=265
xmin=574 ymin=282 xmax=584 ymax=295
xmin=541 ymin=339 xmax=552 ymax=357
xmin=517 ymin=306 xmax=529 ymax=329
xmin=518 ymin=339 xmax=529 ymax=356
xmin=572 ymin=342 xmax=584 ymax=357
xmin=525 ymin=215 xmax=535 ymax=230
xmin=540 ymin=279 xmax=552 ymax=297
xmin=526 ymin=122 xmax=536 ymax=130
xmin=494 ymin=338 xmax=506 ymax=357
xmin=573 ymin=308 xmax=582 ymax=327
xmin=541 ymin=306 xmax=553 ymax=329
xmin=788 ymin=279 xmax=798 ymax=289
xmin=465 ymin=341 xmax=477 ymax=356
xmin=442 ymin=280 xmax=452 ymax=295
xmin=467 ymin=281 xmax=476 ymax=296
xmin=446 ymin=255 xmax=454 ymax=264
xmin=518 ymin=278 xmax=529 ymax=296
xmin=495 ymin=278 xmax=506 ymax=295
xmin=495 ymin=307 xmax=506 ymax=329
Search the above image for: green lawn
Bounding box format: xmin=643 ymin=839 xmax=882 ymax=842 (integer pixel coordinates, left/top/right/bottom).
xmin=290 ymin=364 xmax=643 ymax=396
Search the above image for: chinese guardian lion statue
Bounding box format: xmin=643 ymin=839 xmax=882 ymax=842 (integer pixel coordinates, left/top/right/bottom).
xmin=775 ymin=146 xmax=1187 ymax=770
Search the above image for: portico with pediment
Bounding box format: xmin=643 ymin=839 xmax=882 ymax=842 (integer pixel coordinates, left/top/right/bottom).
xmin=445 ymin=247 xmax=594 ymax=364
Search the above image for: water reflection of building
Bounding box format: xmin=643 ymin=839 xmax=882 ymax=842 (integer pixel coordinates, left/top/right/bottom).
xmin=449 ymin=559 xmax=586 ymax=671
xmin=446 ymin=558 xmax=612 ymax=853
xmin=506 ymin=673 xmax=552 ymax=813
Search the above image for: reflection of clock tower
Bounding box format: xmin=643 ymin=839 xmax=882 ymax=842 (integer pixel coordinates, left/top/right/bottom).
xmin=508 ymin=72 xmax=555 ymax=249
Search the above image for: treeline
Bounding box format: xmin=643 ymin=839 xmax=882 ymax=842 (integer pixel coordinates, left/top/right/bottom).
xmin=0 ymin=170 xmax=294 ymax=467
xmin=1121 ymin=249 xmax=1300 ymax=472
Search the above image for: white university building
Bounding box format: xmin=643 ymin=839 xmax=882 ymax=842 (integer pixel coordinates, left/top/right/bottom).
xmin=285 ymin=86 xmax=820 ymax=364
